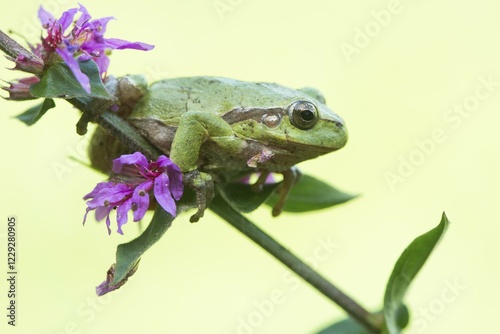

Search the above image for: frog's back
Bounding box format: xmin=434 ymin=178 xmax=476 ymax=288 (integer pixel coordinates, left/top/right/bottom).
xmin=129 ymin=76 xmax=305 ymax=123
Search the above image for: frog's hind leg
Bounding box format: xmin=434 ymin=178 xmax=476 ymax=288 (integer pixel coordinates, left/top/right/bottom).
xmin=271 ymin=167 xmax=302 ymax=217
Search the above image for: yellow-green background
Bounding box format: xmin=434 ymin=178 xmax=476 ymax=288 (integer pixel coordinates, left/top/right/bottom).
xmin=1 ymin=1 xmax=498 ymax=333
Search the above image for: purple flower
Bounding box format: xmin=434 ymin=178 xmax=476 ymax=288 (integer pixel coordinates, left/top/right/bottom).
xmin=35 ymin=4 xmax=154 ymax=93
xmin=96 ymin=262 xmax=139 ymax=296
xmin=83 ymin=152 xmax=183 ymax=235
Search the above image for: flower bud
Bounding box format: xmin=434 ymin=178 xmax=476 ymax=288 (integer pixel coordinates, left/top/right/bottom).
xmin=2 ymin=76 xmax=40 ymax=100
xmin=12 ymin=54 xmax=44 ymax=74
xmin=0 ymin=30 xmax=44 ymax=75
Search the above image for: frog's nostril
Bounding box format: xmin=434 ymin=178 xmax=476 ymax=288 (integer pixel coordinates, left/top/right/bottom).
xmin=334 ymin=121 xmax=344 ymax=128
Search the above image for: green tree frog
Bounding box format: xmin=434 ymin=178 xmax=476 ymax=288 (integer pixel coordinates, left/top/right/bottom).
xmin=89 ymin=76 xmax=348 ymax=222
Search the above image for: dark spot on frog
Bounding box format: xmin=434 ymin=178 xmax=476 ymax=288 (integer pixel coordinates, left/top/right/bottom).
xmin=244 ymin=121 xmax=256 ymax=135
xmin=284 ymin=127 xmax=290 ymax=141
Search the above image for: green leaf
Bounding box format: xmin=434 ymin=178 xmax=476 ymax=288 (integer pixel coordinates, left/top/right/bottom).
xmin=218 ymin=182 xmax=280 ymax=213
xmin=317 ymin=316 xmax=371 ymax=334
xmin=265 ymin=174 xmax=357 ymax=212
xmin=15 ymin=98 xmax=55 ymax=125
xmin=113 ymin=206 xmax=174 ymax=284
xmin=30 ymin=60 xmax=112 ymax=99
xmin=383 ymin=212 xmax=449 ymax=334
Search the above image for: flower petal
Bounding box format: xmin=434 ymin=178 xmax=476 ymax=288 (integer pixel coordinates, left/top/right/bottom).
xmin=75 ymin=3 xmax=92 ymax=26
xmin=58 ymin=7 xmax=79 ymax=31
xmin=154 ymin=173 xmax=176 ymax=217
xmin=92 ymin=54 xmax=110 ymax=77
xmin=85 ymin=183 xmax=131 ymax=208
xmin=96 ymin=278 xmax=112 ymax=296
xmin=95 ymin=262 xmax=138 ymax=296
xmin=166 ymin=165 xmax=184 ymax=201
xmin=95 ymin=264 xmax=117 ymax=296
xmin=89 ymin=16 xmax=115 ymax=35
xmin=56 ymin=49 xmax=91 ymax=93
xmin=112 ymin=152 xmax=148 ymax=173
xmin=83 ymin=181 xmax=115 ymax=200
xmin=116 ymin=198 xmax=132 ymax=235
xmin=156 ymin=155 xmax=174 ymax=168
xmin=156 ymin=156 xmax=184 ymax=200
xmin=83 ymin=207 xmax=92 ymax=225
xmin=105 ymin=213 xmax=112 ymax=235
xmin=131 ymin=181 xmax=152 ymax=221
xmin=104 ymin=38 xmax=155 ymax=51
xmin=96 ymin=206 xmax=113 ymax=235
xmin=38 ymin=6 xmax=55 ymax=27
xmin=95 ymin=205 xmax=112 ymax=221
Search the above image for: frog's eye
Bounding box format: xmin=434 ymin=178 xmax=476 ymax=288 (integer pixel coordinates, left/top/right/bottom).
xmin=288 ymin=101 xmax=318 ymax=130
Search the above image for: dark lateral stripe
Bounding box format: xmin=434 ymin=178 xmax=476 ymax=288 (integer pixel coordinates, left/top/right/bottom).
xmin=221 ymin=107 xmax=285 ymax=124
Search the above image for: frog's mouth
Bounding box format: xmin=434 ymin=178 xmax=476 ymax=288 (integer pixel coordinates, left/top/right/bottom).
xmin=271 ymin=141 xmax=343 ymax=160
xmin=243 ymin=138 xmax=345 ymax=172
xmin=280 ymin=120 xmax=348 ymax=155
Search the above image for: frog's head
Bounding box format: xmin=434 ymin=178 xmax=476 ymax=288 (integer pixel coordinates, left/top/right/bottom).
xmin=225 ymin=85 xmax=348 ymax=170
xmin=284 ymin=86 xmax=347 ymax=153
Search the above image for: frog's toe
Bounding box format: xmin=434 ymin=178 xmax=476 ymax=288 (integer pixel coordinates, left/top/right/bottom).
xmin=272 ymin=203 xmax=284 ymax=217
xmin=250 ymin=171 xmax=271 ymax=193
xmin=184 ymin=170 xmax=214 ymax=223
xmin=189 ymin=210 xmax=204 ymax=223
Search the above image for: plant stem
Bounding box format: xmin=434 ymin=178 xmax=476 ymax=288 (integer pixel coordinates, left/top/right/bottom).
xmin=210 ymin=195 xmax=383 ymax=334
xmin=67 ymin=97 xmax=162 ymax=160
xmin=97 ymin=111 xmax=162 ymax=160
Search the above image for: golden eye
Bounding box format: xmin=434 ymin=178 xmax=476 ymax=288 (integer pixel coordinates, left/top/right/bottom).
xmin=288 ymin=101 xmax=318 ymax=129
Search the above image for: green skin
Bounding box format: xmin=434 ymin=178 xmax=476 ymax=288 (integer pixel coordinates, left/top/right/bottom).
xmin=96 ymin=76 xmax=348 ymax=222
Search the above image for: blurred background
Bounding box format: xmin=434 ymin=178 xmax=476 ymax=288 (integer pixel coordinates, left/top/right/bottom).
xmin=0 ymin=1 xmax=499 ymax=333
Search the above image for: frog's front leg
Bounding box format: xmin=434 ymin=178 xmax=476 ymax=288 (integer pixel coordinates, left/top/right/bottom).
xmin=169 ymin=111 xmax=234 ymax=222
